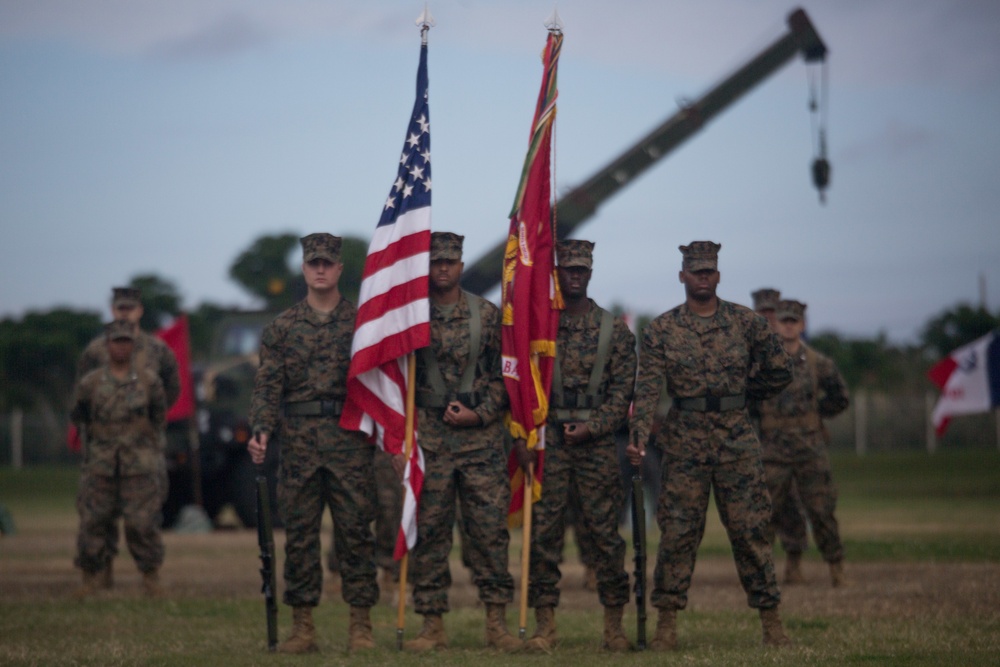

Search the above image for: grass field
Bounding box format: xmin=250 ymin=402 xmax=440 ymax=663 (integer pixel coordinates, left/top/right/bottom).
xmin=1 ymin=450 xmax=999 ymax=666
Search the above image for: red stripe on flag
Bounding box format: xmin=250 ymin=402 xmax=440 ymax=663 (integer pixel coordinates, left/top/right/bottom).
xmin=361 ymin=230 xmax=431 ymax=280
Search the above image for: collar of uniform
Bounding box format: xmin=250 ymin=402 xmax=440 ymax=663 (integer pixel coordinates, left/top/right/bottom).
xmin=676 ymin=299 xmax=732 ymax=333
xmin=559 ymin=298 xmax=598 ymax=329
xmin=432 ymin=291 xmax=470 ymax=322
xmin=296 ymin=298 xmax=350 ymax=326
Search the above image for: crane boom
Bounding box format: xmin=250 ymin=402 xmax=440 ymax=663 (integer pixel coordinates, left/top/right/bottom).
xmin=460 ymin=7 xmax=827 ymax=296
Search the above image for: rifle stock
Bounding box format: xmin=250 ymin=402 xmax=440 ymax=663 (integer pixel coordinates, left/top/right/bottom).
xmin=256 ymin=466 xmax=278 ymax=651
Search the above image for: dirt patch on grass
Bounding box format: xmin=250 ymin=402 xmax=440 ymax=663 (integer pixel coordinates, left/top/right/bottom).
xmin=2 ymin=526 xmax=999 ymax=623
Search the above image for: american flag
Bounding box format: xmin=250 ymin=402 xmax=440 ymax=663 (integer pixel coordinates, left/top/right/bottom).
xmin=340 ymin=43 xmax=431 ymax=558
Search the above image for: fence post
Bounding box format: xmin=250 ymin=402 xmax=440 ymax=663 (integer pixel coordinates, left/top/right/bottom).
xmin=11 ymin=408 xmax=24 ymax=470
xmin=925 ymin=391 xmax=937 ymax=454
xmin=854 ymin=388 xmax=867 ymax=456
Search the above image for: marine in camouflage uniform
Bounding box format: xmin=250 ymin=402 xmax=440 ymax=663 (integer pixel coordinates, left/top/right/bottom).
xmin=248 ymin=233 xmax=377 ymax=653
xmin=626 ymin=241 xmax=794 ymax=650
xmin=75 ymin=286 xmax=179 ymax=589
xmin=403 ymin=232 xmax=521 ymax=652
xmin=326 ymin=448 xmax=402 ymax=598
xmin=525 ymin=240 xmax=636 ymax=652
xmin=71 ymin=320 xmax=167 ymax=598
xmin=752 ymin=288 xmax=810 ymax=584
xmin=757 ymin=299 xmax=850 ymax=587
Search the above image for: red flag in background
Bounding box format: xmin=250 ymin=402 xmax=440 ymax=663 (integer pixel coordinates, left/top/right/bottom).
xmin=502 ymin=31 xmax=564 ymax=527
xmin=156 ymin=314 xmax=195 ymax=422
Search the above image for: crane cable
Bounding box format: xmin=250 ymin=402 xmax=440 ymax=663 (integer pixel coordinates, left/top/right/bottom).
xmin=808 ymin=59 xmax=831 ymax=204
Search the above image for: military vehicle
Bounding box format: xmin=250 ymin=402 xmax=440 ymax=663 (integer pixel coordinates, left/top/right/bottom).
xmin=162 ymin=311 xmax=279 ymax=529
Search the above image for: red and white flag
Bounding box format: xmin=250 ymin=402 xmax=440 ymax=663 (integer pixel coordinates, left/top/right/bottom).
xmin=927 ymin=330 xmax=1000 ymax=436
xmin=340 ymin=41 xmax=431 ymax=558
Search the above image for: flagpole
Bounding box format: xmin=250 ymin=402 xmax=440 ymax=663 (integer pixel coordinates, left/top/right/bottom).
xmin=519 ymin=460 xmax=534 ymax=639
xmin=396 ymin=352 xmax=418 ymax=650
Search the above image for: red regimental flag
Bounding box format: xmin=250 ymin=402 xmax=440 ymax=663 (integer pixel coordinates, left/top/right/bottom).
xmin=502 ymin=31 xmax=564 ymax=526
xmin=156 ymin=313 xmax=195 ymax=422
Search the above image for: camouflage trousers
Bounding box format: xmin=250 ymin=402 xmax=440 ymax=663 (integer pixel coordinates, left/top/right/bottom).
xmin=278 ymin=453 xmax=378 ymax=608
xmin=409 ymin=445 xmax=514 ymax=615
xmin=764 ymin=454 xmax=843 ymax=563
xmin=529 ymin=439 xmax=629 ymax=608
xmin=652 ymin=453 xmax=780 ymax=611
xmin=75 ymin=470 xmax=165 ymax=574
xmin=774 ymin=480 xmax=809 ymax=555
xmin=76 ymin=460 xmax=169 ymax=568
xmin=326 ymin=449 xmax=403 ymax=576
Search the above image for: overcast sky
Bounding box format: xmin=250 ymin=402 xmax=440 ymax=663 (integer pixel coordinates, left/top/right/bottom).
xmin=2 ymin=0 xmax=999 ymax=343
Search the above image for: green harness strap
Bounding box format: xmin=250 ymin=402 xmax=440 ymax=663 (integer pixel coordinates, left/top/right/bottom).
xmin=551 ymin=307 xmax=614 ymax=420
xmin=417 ymin=291 xmax=482 ymax=404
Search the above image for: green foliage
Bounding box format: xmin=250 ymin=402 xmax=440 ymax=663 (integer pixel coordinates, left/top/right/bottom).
xmin=229 ymin=232 xmax=304 ymax=311
xmin=338 ymin=236 xmax=369 ymax=304
xmin=0 ymin=309 xmax=102 ymax=411
xmin=128 ymin=274 xmax=183 ymax=331
xmin=920 ymin=303 xmax=1000 ymax=358
xmin=187 ymin=302 xmax=230 ymax=360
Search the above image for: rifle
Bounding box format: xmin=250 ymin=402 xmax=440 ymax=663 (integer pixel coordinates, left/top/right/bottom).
xmin=255 ymin=461 xmax=278 ymax=651
xmin=630 ymin=432 xmax=649 ymax=650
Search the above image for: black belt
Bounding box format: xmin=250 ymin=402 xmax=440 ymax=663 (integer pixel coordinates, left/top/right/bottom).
xmin=414 ymin=391 xmax=483 ymax=409
xmin=283 ymin=399 xmax=344 ymax=417
xmin=552 ymin=391 xmax=604 ymax=411
xmin=673 ymin=394 xmax=746 ymax=412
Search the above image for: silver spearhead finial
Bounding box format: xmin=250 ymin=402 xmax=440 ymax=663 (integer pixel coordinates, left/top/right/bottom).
xmin=544 ymin=4 xmax=564 ymax=33
xmin=417 ymin=4 xmax=436 ymax=29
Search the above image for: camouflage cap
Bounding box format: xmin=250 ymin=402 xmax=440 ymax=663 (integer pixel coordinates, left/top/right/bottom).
xmin=775 ymin=299 xmax=807 ymax=322
xmin=430 ymin=232 xmax=464 ymax=261
xmin=751 ymin=288 xmax=781 ymax=312
xmin=111 ymin=286 xmax=141 ymax=308
xmin=556 ymin=239 xmax=595 ymax=269
xmin=300 ymin=233 xmax=342 ymax=263
xmin=679 ymin=241 xmax=721 ymax=271
xmin=105 ymin=319 xmax=136 ymax=341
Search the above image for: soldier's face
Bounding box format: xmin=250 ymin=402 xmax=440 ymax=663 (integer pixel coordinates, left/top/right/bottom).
xmin=429 ymin=258 xmax=463 ymax=292
xmin=777 ymin=317 xmax=805 ymax=343
xmin=679 ymin=268 xmax=720 ymax=302
xmin=107 ymin=337 xmax=134 ymax=364
xmin=557 ymin=265 xmax=591 ymax=299
xmin=303 ymin=259 xmax=343 ymax=293
xmin=112 ymin=303 xmax=143 ymax=326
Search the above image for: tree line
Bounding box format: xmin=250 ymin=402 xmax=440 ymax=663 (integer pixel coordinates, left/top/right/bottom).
xmin=2 ymin=232 xmax=997 ymax=455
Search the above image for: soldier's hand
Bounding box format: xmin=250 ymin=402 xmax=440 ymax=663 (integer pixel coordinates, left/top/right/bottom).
xmin=562 ymin=421 xmax=592 ymax=446
xmin=443 ymin=401 xmax=482 ymax=428
xmin=625 ymin=435 xmax=645 ymax=468
xmin=512 ymin=438 xmax=535 ymax=473
xmin=391 ymin=453 xmax=406 ymax=480
xmin=248 ymin=431 xmax=268 ymax=465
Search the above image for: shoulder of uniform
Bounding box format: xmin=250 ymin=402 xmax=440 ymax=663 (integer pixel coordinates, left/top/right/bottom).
xmin=138 ymin=367 xmax=163 ymax=386
xmin=78 ymin=367 xmax=103 ymax=387
xmin=83 ymin=335 xmax=104 ymax=354
xmin=721 ymin=299 xmax=755 ymax=318
xmin=802 ymin=342 xmax=834 ymax=365
xmin=336 ymin=297 xmax=357 ymax=319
